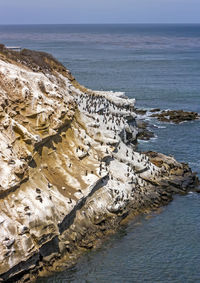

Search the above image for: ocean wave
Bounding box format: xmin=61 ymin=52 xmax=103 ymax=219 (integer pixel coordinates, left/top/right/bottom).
xmin=153 ymin=124 xmax=166 ymax=129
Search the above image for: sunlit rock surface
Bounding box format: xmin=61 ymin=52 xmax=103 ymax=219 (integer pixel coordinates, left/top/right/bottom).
xmin=0 ymin=45 xmax=198 ymax=282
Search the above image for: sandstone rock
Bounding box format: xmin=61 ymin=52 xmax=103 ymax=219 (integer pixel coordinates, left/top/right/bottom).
xmin=0 ymin=46 xmax=198 ymax=283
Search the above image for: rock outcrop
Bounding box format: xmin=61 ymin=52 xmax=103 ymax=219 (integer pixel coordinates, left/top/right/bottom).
xmin=0 ymin=45 xmax=198 ymax=282
xmin=151 ymin=109 xmax=199 ymax=123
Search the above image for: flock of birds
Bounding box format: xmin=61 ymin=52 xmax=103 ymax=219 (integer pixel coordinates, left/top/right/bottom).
xmin=70 ymin=90 xmax=170 ymax=210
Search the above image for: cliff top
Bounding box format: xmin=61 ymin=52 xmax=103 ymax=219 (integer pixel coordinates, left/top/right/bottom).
xmin=0 ymin=44 xmax=74 ymax=79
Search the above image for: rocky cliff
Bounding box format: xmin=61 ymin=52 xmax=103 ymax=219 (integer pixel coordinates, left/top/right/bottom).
xmin=0 ymin=45 xmax=198 ymax=282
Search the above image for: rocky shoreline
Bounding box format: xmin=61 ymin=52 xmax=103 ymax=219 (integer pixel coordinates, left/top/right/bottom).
xmin=0 ymin=46 xmax=199 ymax=282
xmin=135 ymin=107 xmax=200 ymax=124
xmin=151 ymin=109 xmax=199 ymax=123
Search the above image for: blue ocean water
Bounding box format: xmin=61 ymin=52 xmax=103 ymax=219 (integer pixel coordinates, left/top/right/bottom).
xmin=0 ymin=24 xmax=200 ymax=283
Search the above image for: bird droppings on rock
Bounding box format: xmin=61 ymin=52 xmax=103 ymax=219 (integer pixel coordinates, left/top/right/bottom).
xmin=0 ymin=45 xmax=199 ymax=283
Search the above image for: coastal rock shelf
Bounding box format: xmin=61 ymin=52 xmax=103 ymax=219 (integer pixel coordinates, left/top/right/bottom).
xmin=150 ymin=109 xmax=199 ymax=123
xmin=134 ymin=107 xmax=200 ymax=124
xmin=0 ymin=46 xmax=198 ymax=282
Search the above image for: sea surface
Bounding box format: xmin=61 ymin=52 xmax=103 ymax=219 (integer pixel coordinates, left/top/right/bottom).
xmin=0 ymin=24 xmax=200 ymax=283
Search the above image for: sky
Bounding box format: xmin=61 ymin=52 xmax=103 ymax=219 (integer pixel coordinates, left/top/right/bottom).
xmin=0 ymin=0 xmax=200 ymax=25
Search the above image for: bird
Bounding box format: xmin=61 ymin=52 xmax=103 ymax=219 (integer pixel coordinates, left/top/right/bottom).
xmin=36 ymin=188 xmax=41 ymax=194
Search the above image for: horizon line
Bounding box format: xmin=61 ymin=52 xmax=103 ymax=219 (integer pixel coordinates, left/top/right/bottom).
xmin=0 ymin=22 xmax=200 ymax=26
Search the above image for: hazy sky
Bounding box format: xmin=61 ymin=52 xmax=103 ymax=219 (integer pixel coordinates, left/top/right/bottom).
xmin=0 ymin=0 xmax=200 ymax=24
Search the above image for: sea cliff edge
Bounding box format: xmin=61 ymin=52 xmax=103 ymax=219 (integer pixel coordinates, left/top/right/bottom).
xmin=0 ymin=45 xmax=198 ymax=282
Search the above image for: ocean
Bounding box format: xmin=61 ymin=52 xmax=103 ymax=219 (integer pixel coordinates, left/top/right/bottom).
xmin=0 ymin=24 xmax=200 ymax=283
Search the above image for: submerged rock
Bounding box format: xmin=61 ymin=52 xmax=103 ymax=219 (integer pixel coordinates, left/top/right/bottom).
xmin=0 ymin=45 xmax=198 ymax=282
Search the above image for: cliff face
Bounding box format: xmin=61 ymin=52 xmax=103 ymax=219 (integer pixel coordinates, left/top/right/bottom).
xmin=0 ymin=46 xmax=198 ymax=282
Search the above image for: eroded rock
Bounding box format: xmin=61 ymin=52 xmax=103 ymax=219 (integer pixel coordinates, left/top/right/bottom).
xmin=151 ymin=109 xmax=199 ymax=123
xmin=0 ymin=46 xmax=198 ymax=283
